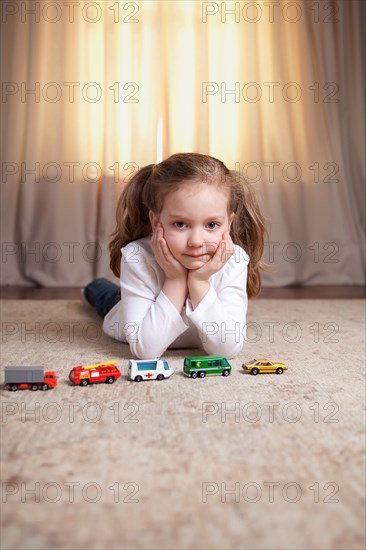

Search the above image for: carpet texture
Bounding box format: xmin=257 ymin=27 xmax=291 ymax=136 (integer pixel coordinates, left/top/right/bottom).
xmin=0 ymin=299 xmax=365 ymax=550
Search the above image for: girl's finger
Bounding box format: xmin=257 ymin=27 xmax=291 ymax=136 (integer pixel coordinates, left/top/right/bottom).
xmin=222 ymin=234 xmax=234 ymax=259
xmin=159 ymin=237 xmax=171 ymax=263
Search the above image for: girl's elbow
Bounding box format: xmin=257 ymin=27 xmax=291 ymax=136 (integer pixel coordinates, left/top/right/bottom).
xmin=129 ymin=340 xmax=166 ymax=360
xmin=227 ymin=339 xmax=244 ymax=359
xmin=202 ymin=337 xmax=244 ymax=360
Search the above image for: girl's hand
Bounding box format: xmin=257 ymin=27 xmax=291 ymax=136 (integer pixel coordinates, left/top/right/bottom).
xmin=187 ymin=232 xmax=234 ymax=309
xmin=188 ymin=232 xmax=234 ymax=283
xmin=151 ymin=223 xmax=187 ymax=281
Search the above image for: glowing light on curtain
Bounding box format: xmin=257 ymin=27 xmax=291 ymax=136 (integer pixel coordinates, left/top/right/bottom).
xmin=156 ymin=118 xmax=163 ymax=162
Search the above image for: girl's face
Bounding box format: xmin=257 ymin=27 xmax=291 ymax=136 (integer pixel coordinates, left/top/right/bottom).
xmin=150 ymin=181 xmax=234 ymax=269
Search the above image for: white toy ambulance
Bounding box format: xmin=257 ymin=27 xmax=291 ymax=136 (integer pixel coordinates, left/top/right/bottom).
xmin=128 ymin=358 xmax=174 ymax=382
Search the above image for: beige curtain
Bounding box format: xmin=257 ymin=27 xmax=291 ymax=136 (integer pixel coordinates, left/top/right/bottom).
xmin=1 ymin=0 xmax=365 ymax=286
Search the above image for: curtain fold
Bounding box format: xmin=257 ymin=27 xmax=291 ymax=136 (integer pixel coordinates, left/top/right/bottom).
xmin=1 ymin=0 xmax=364 ymax=286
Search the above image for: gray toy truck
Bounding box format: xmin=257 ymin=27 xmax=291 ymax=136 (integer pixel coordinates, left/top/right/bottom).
xmin=4 ymin=367 xmax=58 ymax=391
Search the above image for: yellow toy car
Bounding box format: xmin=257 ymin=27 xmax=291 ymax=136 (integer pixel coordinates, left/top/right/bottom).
xmin=242 ymin=358 xmax=288 ymax=375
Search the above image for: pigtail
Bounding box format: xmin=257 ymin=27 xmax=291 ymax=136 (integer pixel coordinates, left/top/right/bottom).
xmin=229 ymin=171 xmax=266 ymax=298
xmin=109 ymin=164 xmax=155 ymax=278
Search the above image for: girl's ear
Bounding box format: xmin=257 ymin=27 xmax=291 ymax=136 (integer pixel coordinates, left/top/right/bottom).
xmin=149 ymin=210 xmax=158 ymax=230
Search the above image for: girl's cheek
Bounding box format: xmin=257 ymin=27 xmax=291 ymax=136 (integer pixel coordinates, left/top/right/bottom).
xmin=162 ymin=227 xmax=174 ymax=242
xmin=169 ymin=234 xmax=182 ymax=246
xmin=163 ymin=231 xmax=177 ymax=248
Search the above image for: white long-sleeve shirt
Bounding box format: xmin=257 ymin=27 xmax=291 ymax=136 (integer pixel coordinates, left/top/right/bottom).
xmin=103 ymin=237 xmax=249 ymax=359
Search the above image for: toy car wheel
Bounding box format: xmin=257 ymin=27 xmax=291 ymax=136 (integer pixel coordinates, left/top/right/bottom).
xmin=222 ymin=369 xmax=230 ymax=377
xmin=156 ymin=374 xmax=164 ymax=381
xmin=80 ymin=379 xmax=89 ymax=386
xmin=191 ymin=372 xmax=198 ymax=379
xmin=31 ymin=384 xmax=38 ymax=391
xmin=251 ymin=368 xmax=259 ymax=375
xmin=41 ymin=384 xmax=48 ymax=391
xmin=10 ymin=384 xmax=18 ymax=392
xmin=198 ymin=371 xmax=206 ymax=378
xmin=276 ymin=367 xmax=283 ymax=375
xmin=134 ymin=375 xmax=143 ymax=382
xmin=106 ymin=376 xmax=115 ymax=384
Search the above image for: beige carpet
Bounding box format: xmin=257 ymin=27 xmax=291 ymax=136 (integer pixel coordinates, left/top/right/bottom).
xmin=0 ymin=299 xmax=365 ymax=550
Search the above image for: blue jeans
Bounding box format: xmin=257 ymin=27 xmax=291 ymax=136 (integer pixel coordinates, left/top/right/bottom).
xmin=84 ymin=278 xmax=121 ymax=318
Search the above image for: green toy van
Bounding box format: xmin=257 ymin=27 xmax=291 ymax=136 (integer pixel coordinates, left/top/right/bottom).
xmin=183 ymin=356 xmax=232 ymax=378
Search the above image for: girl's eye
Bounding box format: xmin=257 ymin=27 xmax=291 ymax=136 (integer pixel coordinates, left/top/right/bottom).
xmin=207 ymin=222 xmax=219 ymax=229
xmin=173 ymin=221 xmax=187 ymax=229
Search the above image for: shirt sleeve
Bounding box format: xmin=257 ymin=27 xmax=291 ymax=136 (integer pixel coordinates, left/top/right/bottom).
xmin=185 ymin=247 xmax=248 ymax=358
xmin=114 ymin=242 xmax=189 ymax=359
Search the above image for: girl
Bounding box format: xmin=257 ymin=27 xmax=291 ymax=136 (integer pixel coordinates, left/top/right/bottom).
xmin=83 ymin=153 xmax=265 ymax=359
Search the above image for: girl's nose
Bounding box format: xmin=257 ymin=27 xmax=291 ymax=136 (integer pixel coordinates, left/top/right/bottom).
xmin=187 ymin=229 xmax=203 ymax=247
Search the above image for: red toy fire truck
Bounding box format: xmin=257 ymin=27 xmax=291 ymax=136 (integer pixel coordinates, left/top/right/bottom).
xmin=69 ymin=361 xmax=121 ymax=386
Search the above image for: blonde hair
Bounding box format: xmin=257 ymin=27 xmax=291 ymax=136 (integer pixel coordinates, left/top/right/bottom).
xmin=110 ymin=153 xmax=266 ymax=298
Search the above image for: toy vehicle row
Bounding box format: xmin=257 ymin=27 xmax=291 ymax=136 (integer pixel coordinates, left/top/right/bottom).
xmin=3 ymin=357 xmax=288 ymax=390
